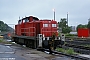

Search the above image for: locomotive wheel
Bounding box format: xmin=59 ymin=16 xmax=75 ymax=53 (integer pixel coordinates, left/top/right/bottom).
xmin=26 ymin=44 xmax=29 ymax=47
xmin=24 ymin=39 xmax=28 ymax=47
xmin=42 ymin=40 xmax=49 ymax=49
xmin=37 ymin=47 xmax=44 ymax=51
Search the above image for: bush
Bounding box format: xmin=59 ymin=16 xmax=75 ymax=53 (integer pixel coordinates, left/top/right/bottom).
xmin=65 ymin=34 xmax=75 ymax=36
xmin=0 ymin=40 xmax=3 ymax=42
xmin=58 ymin=33 xmax=61 ymax=36
xmin=66 ymin=48 xmax=75 ymax=55
xmin=56 ymin=48 xmax=75 ymax=55
xmin=56 ymin=48 xmax=64 ymax=53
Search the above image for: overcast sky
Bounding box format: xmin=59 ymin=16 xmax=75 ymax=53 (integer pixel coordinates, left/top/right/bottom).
xmin=0 ymin=0 xmax=90 ymax=27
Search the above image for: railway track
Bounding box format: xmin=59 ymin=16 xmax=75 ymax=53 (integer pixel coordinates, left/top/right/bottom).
xmin=64 ymin=44 xmax=90 ymax=54
xmin=43 ymin=49 xmax=90 ymax=60
xmin=65 ymin=39 xmax=90 ymax=54
xmin=65 ymin=44 xmax=90 ymax=50
xmin=65 ymin=40 xmax=90 ymax=45
xmin=9 ymin=41 xmax=90 ymax=60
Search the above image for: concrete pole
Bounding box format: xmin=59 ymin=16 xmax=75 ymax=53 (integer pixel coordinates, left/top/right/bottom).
xmin=67 ymin=12 xmax=68 ymax=27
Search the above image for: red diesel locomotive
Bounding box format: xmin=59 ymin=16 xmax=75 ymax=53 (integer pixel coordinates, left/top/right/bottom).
xmin=12 ymin=16 xmax=64 ymax=50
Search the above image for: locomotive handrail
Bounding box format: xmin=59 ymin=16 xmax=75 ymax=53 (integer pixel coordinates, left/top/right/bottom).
xmin=29 ymin=27 xmax=36 ymax=36
xmin=41 ymin=28 xmax=57 ymax=36
xmin=41 ymin=28 xmax=57 ymax=32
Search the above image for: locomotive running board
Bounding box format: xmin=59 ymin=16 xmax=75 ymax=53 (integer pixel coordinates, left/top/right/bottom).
xmin=13 ymin=35 xmax=36 ymax=40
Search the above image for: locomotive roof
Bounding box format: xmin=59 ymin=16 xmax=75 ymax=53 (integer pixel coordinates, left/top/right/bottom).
xmin=21 ymin=16 xmax=39 ymax=20
xmin=40 ymin=20 xmax=52 ymax=21
xmin=39 ymin=20 xmax=56 ymax=21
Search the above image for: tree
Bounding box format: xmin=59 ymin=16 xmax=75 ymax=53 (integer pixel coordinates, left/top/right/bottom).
xmin=87 ymin=20 xmax=90 ymax=28
xmin=0 ymin=21 xmax=13 ymax=32
xmin=76 ymin=24 xmax=87 ymax=31
xmin=59 ymin=18 xmax=67 ymax=28
xmin=62 ymin=27 xmax=72 ymax=33
xmin=58 ymin=18 xmax=71 ymax=33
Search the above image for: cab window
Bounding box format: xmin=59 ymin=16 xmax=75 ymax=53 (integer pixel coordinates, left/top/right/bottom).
xmin=43 ymin=24 xmax=48 ymax=27
xmin=25 ymin=19 xmax=29 ymax=22
xmin=23 ymin=19 xmax=29 ymax=23
xmin=52 ymin=24 xmax=56 ymax=27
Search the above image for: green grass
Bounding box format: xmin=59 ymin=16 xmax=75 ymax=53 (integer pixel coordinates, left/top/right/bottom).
xmin=58 ymin=33 xmax=61 ymax=36
xmin=0 ymin=38 xmax=5 ymax=42
xmin=0 ymin=38 xmax=12 ymax=44
xmin=56 ymin=48 xmax=77 ymax=55
xmin=80 ymin=44 xmax=90 ymax=47
xmin=65 ymin=48 xmax=75 ymax=55
xmin=65 ymin=34 xmax=76 ymax=36
xmin=56 ymin=48 xmax=65 ymax=53
xmin=85 ymin=45 xmax=90 ymax=47
xmin=0 ymin=39 xmax=3 ymax=42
